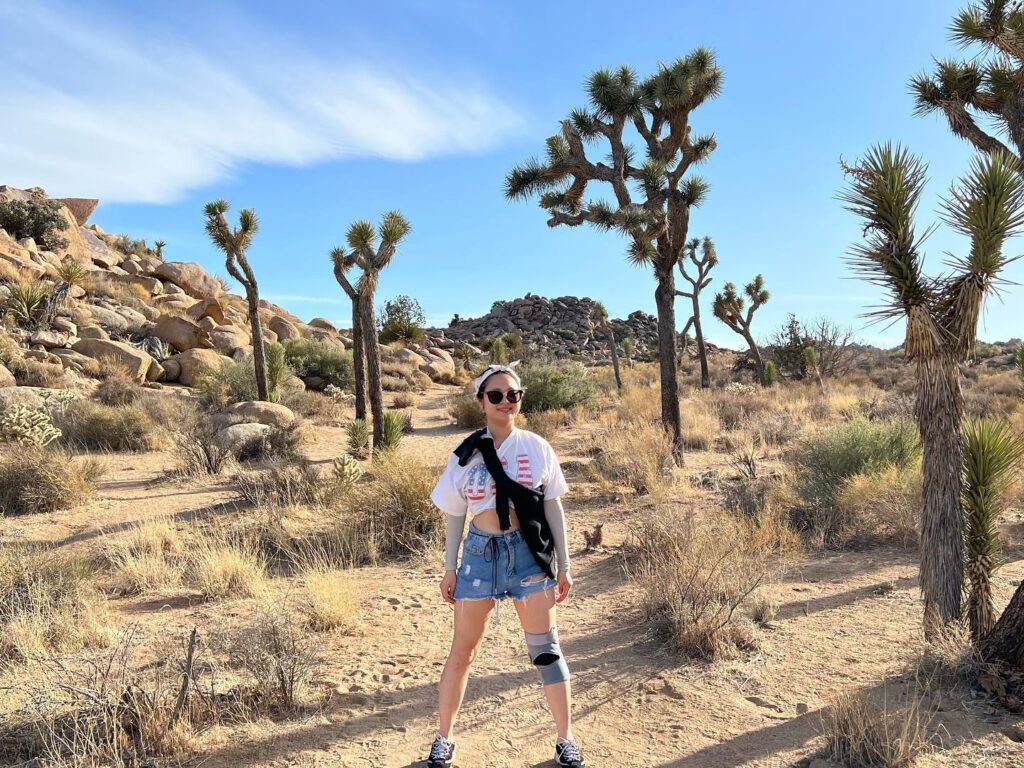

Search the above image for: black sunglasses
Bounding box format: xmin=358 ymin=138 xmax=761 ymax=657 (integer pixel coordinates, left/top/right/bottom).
xmin=482 ymin=389 xmax=525 ymax=405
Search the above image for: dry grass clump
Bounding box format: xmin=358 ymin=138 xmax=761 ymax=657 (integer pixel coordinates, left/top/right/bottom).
xmin=106 ymin=519 xmax=183 ymax=595
xmin=679 ymin=396 xmax=719 ymax=450
xmin=392 ymin=391 xmax=418 ymax=409
xmin=448 ymin=390 xmax=486 ymax=428
xmin=833 ymin=465 xmax=920 ymax=549
xmin=625 ymin=508 xmax=769 ymax=660
xmin=330 ymin=454 xmax=441 ymax=564
xmin=0 ymin=545 xmax=109 ymax=664
xmin=13 ymin=358 xmax=72 ymax=388
xmin=709 ymin=384 xmax=773 ymax=430
xmin=235 ymin=459 xmax=327 ymax=508
xmin=382 ymin=373 xmax=412 ymax=392
xmin=823 ymin=689 xmax=932 ymax=768
xmin=0 ymin=446 xmax=102 ymax=516
xmin=93 ymin=359 xmax=141 ymax=406
xmin=299 ymin=559 xmax=358 ymax=632
xmin=592 ymin=420 xmax=675 ymax=496
xmin=524 ymin=407 xmax=572 ymax=440
xmin=283 ymin=389 xmax=349 ymax=426
xmin=54 ymin=399 xmax=160 ymax=452
xmin=612 ymin=384 xmax=660 ymax=424
xmin=186 ymin=533 xmax=268 ymax=600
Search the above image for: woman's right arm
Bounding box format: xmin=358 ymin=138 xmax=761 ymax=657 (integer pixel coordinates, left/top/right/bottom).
xmin=444 ymin=513 xmax=467 ymax=571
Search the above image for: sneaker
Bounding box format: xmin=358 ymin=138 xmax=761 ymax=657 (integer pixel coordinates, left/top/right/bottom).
xmin=426 ymin=733 xmax=456 ymax=768
xmin=555 ymin=737 xmax=585 ymax=767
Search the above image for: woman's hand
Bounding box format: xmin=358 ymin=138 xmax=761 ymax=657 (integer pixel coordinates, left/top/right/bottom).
xmin=555 ymin=570 xmax=573 ymax=603
xmin=440 ymin=570 xmax=457 ymax=604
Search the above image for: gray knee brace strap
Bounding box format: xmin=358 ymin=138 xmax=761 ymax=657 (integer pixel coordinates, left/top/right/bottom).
xmin=525 ymin=626 xmax=570 ymax=685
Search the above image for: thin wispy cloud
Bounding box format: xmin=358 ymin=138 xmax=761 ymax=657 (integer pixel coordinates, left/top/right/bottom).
xmin=0 ymin=1 xmax=524 ymax=203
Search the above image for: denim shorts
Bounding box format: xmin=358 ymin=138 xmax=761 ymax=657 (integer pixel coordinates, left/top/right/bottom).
xmin=453 ymin=524 xmax=556 ymax=602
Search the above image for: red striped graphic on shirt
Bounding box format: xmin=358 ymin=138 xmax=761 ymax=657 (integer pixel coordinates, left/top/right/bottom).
xmin=464 ymin=454 xmax=537 ymax=503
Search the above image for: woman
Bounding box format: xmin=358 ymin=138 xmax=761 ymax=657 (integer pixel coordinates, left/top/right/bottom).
xmin=425 ymin=362 xmax=585 ymax=767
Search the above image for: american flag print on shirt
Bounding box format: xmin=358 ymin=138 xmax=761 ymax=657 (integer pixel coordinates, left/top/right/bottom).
xmin=464 ymin=454 xmax=534 ymax=502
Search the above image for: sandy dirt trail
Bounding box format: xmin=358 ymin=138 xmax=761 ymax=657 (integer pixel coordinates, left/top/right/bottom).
xmin=3 ymin=384 xmax=1023 ymax=768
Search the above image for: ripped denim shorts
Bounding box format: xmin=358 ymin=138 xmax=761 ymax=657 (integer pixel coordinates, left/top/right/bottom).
xmin=453 ymin=524 xmax=555 ymax=602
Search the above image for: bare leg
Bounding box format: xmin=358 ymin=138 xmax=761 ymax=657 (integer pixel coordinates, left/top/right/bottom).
xmin=513 ymin=587 xmax=572 ymax=741
xmin=438 ymin=598 xmax=494 ymax=739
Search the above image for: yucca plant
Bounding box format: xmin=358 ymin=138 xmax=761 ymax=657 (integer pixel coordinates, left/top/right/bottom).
xmin=962 ymin=419 xmax=1024 ymax=639
xmin=204 ymin=200 xmax=268 ymax=401
xmin=265 ymin=342 xmax=289 ymax=402
xmin=1015 ymin=341 xmax=1024 ymax=393
xmin=506 ymin=52 xmax=723 ymax=463
xmin=840 ymin=145 xmax=1024 ymax=634
xmin=591 ymin=301 xmax=622 ymax=391
xmin=153 ymin=240 xmax=166 ymax=259
xmin=331 ymin=211 xmax=411 ymax=449
xmin=56 ymin=260 xmax=87 ymax=286
xmin=376 ymin=410 xmax=406 ymax=454
xmin=347 ymin=418 xmax=369 ymax=459
xmin=6 ymin=281 xmax=52 ymax=328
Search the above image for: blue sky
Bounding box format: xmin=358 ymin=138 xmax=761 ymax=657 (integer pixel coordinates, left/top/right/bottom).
xmin=3 ymin=0 xmax=1019 ymax=347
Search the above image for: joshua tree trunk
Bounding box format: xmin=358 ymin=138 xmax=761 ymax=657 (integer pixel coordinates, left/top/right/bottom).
xmin=359 ymin=289 xmax=385 ymax=452
xmin=917 ymin=357 xmax=965 ymax=630
xmin=742 ymin=329 xmax=766 ymax=386
xmin=351 ymin=297 xmax=367 ymax=421
xmin=692 ymin=295 xmax=709 ymax=388
xmin=980 ymin=581 xmax=1024 ymax=669
xmin=602 ymin=319 xmax=622 ymax=390
xmin=245 ymin=292 xmax=270 ymax=401
xmin=654 ymin=267 xmax=683 ymax=463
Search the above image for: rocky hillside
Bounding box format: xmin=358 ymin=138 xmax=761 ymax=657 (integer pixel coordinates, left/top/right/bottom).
xmin=0 ymin=185 xmax=458 ymax=397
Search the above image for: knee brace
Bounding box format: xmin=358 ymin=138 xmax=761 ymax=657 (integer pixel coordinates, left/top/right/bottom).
xmin=525 ymin=625 xmax=570 ymax=685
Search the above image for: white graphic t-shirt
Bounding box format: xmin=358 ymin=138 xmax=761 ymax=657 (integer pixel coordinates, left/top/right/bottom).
xmin=430 ymin=427 xmax=569 ymax=518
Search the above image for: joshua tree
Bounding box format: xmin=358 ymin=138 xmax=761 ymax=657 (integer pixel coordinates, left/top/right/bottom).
xmin=675 ymin=236 xmax=717 ymax=388
xmin=506 ymin=51 xmax=723 ymax=463
xmin=330 ymin=249 xmax=368 ymax=421
xmin=622 ymin=336 xmax=635 ymax=367
xmin=591 ymin=301 xmax=622 ymax=390
xmin=803 ymin=345 xmax=825 ymax=394
xmin=962 ymin=418 xmax=1024 ymax=639
xmin=154 ymin=240 xmax=166 ymax=259
xmin=203 ymin=200 xmax=269 ymax=401
xmin=712 ymin=276 xmax=770 ymax=386
xmin=331 ymin=212 xmax=411 ymax=452
xmin=839 ymin=144 xmax=1024 ymax=633
xmin=910 ymin=0 xmax=1024 ymax=163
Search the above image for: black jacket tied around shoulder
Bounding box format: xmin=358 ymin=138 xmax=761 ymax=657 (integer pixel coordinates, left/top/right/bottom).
xmin=453 ymin=428 xmax=556 ymax=579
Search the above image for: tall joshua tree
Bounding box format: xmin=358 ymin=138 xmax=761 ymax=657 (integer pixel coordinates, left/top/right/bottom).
xmin=676 ymin=236 xmax=717 ymax=388
xmin=911 ymin=0 xmax=1024 ymax=162
xmin=839 ymin=144 xmax=1024 ymax=633
xmin=712 ymin=276 xmax=769 ymax=386
xmin=330 ymin=249 xmax=367 ymax=421
xmin=506 ymin=51 xmax=723 ymax=462
xmin=204 ymin=200 xmax=269 ymax=402
xmin=332 ymin=212 xmax=410 ymax=452
xmin=591 ymin=301 xmax=622 ymax=390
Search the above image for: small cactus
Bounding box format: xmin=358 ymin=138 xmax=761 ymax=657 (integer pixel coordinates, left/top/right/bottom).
xmin=0 ymin=404 xmax=62 ymax=447
xmin=332 ymin=453 xmax=364 ymax=494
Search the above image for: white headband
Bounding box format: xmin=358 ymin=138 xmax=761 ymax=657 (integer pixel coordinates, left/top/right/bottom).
xmin=473 ymin=361 xmax=522 ymax=393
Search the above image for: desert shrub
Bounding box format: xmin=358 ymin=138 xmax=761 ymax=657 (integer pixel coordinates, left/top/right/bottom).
xmin=94 ymin=360 xmax=142 ymax=406
xmin=283 ymin=388 xmax=348 ymax=426
xmin=375 ymin=409 xmax=407 ymax=453
xmin=750 ymin=408 xmax=804 ymax=446
xmin=169 ymin=414 xmax=233 ymax=478
xmin=831 ymin=466 xmax=921 ymax=549
xmin=391 ymin=392 xmax=417 ymax=409
xmin=235 ymin=460 xmax=327 ymax=508
xmin=410 ymin=369 xmax=433 ymax=389
xmin=592 ymin=421 xmax=675 ymax=496
xmin=331 ymin=455 xmax=440 ymax=564
xmin=823 ymin=690 xmax=931 ymax=768
xmin=347 ymin=418 xmax=370 ymax=458
xmin=300 ymin=562 xmax=357 ymax=631
xmin=763 ymin=360 xmax=778 ymax=386
xmin=625 ymin=509 xmax=767 ymax=660
xmin=284 ymin=338 xmax=353 ymax=390
xmin=0 ymin=447 xmax=101 ymax=516
xmin=525 ymin=407 xmax=571 ymax=441
xmin=793 ymin=417 xmax=919 ymax=513
xmin=490 ymin=337 xmax=507 ymax=364
xmin=612 ymin=383 xmax=660 ymax=424
xmin=196 ymin=354 xmax=285 ymax=408
xmin=332 ymin=454 xmax=364 ymax=495
xmin=0 ymin=404 xmax=61 ymax=446
xmin=710 ymin=384 xmax=773 ymax=430
xmin=187 ymin=534 xmax=267 ymax=600
xmin=378 ymin=294 xmax=425 ymax=343
xmin=518 ymin=362 xmax=597 ymax=413
xmin=232 ymin=423 xmax=303 ymax=463
xmin=265 ymin=341 xmax=289 ymax=395
xmin=381 ymin=358 xmax=416 ymax=378
xmin=214 ymin=601 xmax=322 ymax=711
xmin=0 ymin=545 xmax=108 ymax=663
xmin=54 ymin=400 xmax=159 ymax=452
xmin=749 ymin=590 xmax=779 ymax=625
xmin=448 ymin=391 xmax=486 ymax=428
xmin=382 ymin=373 xmax=411 ymax=392
xmin=0 ymin=199 xmax=69 ymax=251
xmin=680 ymin=398 xmax=719 ymax=450
xmin=12 ymin=358 xmax=70 ymax=388
xmin=4 ymin=281 xmax=53 ymax=328
xmin=107 ymin=519 xmax=183 ymax=595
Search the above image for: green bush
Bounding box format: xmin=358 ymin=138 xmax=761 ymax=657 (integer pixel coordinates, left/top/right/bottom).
xmin=764 ymin=361 xmax=778 ymax=387
xmin=197 ymin=349 xmax=293 ymax=407
xmin=518 ymin=362 xmax=597 ymax=414
xmin=284 ymin=339 xmax=353 ymax=390
xmin=793 ymin=417 xmax=920 ymax=522
xmin=378 ymin=294 xmax=426 ymax=344
xmin=0 ymin=200 xmax=70 ymax=252
xmin=448 ymin=391 xmax=486 ymax=428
